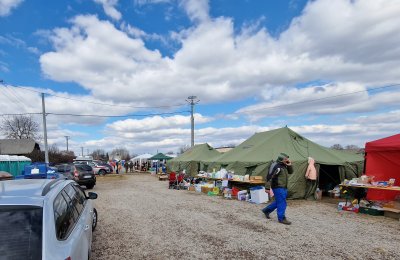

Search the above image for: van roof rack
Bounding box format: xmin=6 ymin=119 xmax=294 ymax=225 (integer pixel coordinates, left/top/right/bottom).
xmin=41 ymin=178 xmax=66 ymax=196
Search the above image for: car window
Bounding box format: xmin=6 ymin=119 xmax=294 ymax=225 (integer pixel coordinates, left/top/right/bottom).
xmin=66 ymin=165 xmax=71 ymax=172
xmin=53 ymin=192 xmax=75 ymax=240
xmin=75 ymin=164 xmax=92 ymax=171
xmin=63 ymin=185 xmax=83 ymax=218
xmin=0 ymin=206 xmax=43 ymax=260
xmin=72 ymin=184 xmax=87 ymax=207
xmin=57 ymin=165 xmax=65 ymax=172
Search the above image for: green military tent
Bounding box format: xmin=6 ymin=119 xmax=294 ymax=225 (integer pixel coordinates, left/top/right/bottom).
xmin=167 ymin=143 xmax=221 ymax=176
xmin=149 ymin=153 xmax=173 ymax=160
xmin=205 ymin=127 xmax=364 ymax=199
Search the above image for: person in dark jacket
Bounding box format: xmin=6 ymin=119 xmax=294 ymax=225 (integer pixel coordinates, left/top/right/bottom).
xmin=262 ymin=153 xmax=293 ymax=225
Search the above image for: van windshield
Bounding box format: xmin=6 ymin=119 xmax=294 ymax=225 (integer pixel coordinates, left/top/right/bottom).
xmin=0 ymin=206 xmax=43 ymax=260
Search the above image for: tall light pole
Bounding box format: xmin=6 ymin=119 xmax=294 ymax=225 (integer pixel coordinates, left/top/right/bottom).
xmin=41 ymin=93 xmax=49 ymax=164
xmin=64 ymin=136 xmax=70 ymax=152
xmin=186 ymin=96 xmax=199 ymax=147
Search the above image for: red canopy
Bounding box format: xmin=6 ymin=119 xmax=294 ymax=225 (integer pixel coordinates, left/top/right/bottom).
xmin=365 ymin=134 xmax=400 ymax=200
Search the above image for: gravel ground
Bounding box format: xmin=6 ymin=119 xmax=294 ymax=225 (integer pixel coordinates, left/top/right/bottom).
xmin=91 ymin=174 xmax=400 ymax=260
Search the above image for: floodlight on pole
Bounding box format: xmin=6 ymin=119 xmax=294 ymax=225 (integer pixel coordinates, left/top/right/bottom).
xmin=186 ymin=96 xmax=199 ymax=147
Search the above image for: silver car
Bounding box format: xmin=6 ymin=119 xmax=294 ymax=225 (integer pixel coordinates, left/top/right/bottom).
xmin=0 ymin=178 xmax=98 ymax=260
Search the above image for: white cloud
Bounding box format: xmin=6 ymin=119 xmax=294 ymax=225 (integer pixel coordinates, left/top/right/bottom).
xmin=91 ymin=109 xmax=400 ymax=154
xmin=0 ymin=0 xmax=23 ymax=16
xmin=235 ymin=83 xmax=400 ymax=121
xmin=0 ymin=61 xmax=9 ymax=72
xmin=134 ymin=0 xmax=170 ymax=6
xmin=179 ymin=0 xmax=209 ymax=23
xmin=106 ymin=113 xmax=213 ymax=132
xmin=39 ymin=1 xmax=400 ymax=111
xmin=93 ymin=0 xmax=122 ymax=20
xmin=31 ymin=0 xmax=400 ymax=154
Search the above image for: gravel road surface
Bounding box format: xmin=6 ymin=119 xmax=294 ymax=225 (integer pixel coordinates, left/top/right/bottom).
xmin=91 ymin=174 xmax=400 ymax=260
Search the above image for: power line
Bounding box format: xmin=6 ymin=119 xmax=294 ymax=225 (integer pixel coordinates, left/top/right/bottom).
xmin=235 ymin=84 xmax=400 ymax=114
xmin=0 ymin=113 xmax=43 ymax=116
xmin=0 ymin=111 xmax=190 ymax=118
xmin=45 ymin=111 xmax=190 ymax=118
xmin=1 ymin=81 xmax=186 ymax=109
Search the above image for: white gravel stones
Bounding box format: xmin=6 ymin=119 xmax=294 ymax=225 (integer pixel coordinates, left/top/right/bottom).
xmin=91 ymin=174 xmax=400 ymax=260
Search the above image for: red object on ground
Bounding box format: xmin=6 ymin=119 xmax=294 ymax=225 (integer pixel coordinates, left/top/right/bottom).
xmin=365 ymin=133 xmax=400 ymax=200
xmin=232 ymin=187 xmax=240 ymax=196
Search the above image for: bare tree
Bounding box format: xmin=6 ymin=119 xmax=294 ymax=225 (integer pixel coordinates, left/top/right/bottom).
xmin=91 ymin=149 xmax=106 ymax=160
xmin=345 ymin=145 xmax=360 ymax=150
xmin=26 ymin=144 xmax=75 ymax=164
xmin=0 ymin=115 xmax=41 ymax=140
xmin=330 ymin=144 xmax=344 ymax=150
xmin=111 ymin=147 xmax=130 ymax=160
xmin=178 ymin=145 xmax=190 ymax=155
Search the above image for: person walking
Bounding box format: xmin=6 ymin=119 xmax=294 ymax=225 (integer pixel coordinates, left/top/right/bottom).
xmin=116 ymin=161 xmax=119 ymax=174
xmin=124 ymin=160 xmax=129 ymax=173
xmin=129 ymin=161 xmax=134 ymax=173
xmin=262 ymin=153 xmax=293 ymax=225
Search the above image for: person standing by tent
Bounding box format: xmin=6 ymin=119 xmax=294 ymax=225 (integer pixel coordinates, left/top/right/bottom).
xmin=116 ymin=161 xmax=119 ymax=174
xmin=262 ymin=153 xmax=293 ymax=225
xmin=129 ymin=161 xmax=134 ymax=173
xmin=124 ymin=160 xmax=129 ymax=173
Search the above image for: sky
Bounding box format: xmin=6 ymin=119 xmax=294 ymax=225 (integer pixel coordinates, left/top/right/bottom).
xmin=1 ymin=0 xmax=400 ymax=156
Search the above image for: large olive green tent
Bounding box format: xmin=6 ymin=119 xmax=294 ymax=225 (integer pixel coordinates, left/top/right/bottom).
xmin=205 ymin=127 xmax=364 ymax=199
xmin=167 ymin=143 xmax=221 ymax=176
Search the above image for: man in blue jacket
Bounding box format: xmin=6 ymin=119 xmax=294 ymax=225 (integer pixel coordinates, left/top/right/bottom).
xmin=262 ymin=153 xmax=293 ymax=225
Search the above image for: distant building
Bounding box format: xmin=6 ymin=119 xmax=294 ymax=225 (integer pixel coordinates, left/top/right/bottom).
xmin=0 ymin=139 xmax=40 ymax=155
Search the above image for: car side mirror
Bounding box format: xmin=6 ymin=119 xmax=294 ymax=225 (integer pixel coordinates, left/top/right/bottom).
xmin=87 ymin=192 xmax=98 ymax=200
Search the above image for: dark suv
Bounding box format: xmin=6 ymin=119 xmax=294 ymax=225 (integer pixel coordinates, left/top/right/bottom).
xmin=56 ymin=164 xmax=96 ymax=189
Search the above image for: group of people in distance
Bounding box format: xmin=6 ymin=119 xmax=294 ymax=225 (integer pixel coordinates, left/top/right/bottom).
xmin=111 ymin=160 xmax=151 ymax=174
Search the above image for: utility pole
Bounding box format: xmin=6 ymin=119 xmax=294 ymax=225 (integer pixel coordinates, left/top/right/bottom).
xmin=41 ymin=93 xmax=49 ymax=164
xmin=64 ymin=136 xmax=70 ymax=152
xmin=186 ymin=96 xmax=199 ymax=147
xmin=81 ymin=147 xmax=84 ymax=156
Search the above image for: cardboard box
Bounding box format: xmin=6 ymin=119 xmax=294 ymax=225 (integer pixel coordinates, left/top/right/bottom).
xmin=201 ymin=186 xmax=213 ymax=194
xmin=250 ymin=176 xmax=263 ymax=181
xmin=188 ymin=186 xmax=195 ymax=191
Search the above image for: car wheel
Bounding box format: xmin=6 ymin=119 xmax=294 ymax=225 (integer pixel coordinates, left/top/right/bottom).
xmin=92 ymin=208 xmax=98 ymax=231
xmin=86 ymin=184 xmax=95 ymax=189
xmin=98 ymin=170 xmax=106 ymax=175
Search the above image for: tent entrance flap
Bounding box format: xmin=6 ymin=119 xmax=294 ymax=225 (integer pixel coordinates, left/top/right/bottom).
xmin=318 ymin=165 xmax=341 ymax=196
xmin=245 ymin=165 xmax=257 ymax=176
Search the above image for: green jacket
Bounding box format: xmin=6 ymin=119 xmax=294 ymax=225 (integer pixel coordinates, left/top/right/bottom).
xmin=270 ymin=163 xmax=293 ymax=189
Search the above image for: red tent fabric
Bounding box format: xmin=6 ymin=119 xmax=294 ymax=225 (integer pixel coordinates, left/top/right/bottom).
xmin=365 ymin=134 xmax=400 ymax=200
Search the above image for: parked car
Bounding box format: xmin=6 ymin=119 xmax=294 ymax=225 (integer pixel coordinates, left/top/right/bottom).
xmin=90 ymin=162 xmax=111 ymax=175
xmin=56 ymin=164 xmax=96 ymax=189
xmin=0 ymin=178 xmax=98 ymax=260
xmin=95 ymin=161 xmax=113 ymax=173
xmin=0 ymin=171 xmax=13 ymax=181
xmin=73 ymin=161 xmax=110 ymax=175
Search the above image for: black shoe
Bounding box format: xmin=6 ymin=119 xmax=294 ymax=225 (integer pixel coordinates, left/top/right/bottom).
xmin=262 ymin=210 xmax=271 ymax=219
xmin=279 ymin=218 xmax=291 ymax=225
